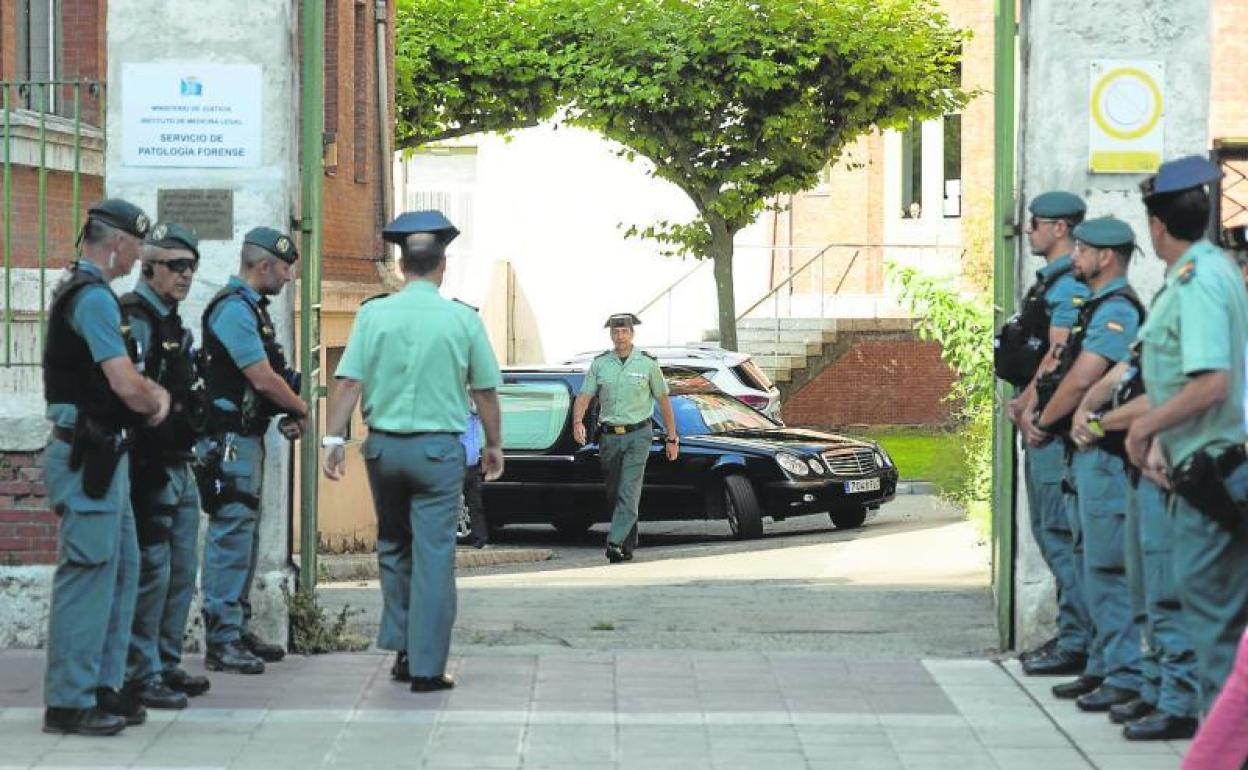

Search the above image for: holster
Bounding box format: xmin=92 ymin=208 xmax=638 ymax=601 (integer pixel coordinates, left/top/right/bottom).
xmin=1171 ymin=444 xmax=1247 ymax=532
xmin=191 ymin=436 xmax=260 ymax=514
xmin=135 ymin=504 xmax=175 ymax=547
xmin=71 ymin=415 xmax=132 ymax=499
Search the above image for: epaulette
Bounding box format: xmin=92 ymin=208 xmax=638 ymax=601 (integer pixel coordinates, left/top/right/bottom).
xmin=594 ymin=350 xmax=613 ymax=359
xmin=641 ymin=350 xmax=658 ymax=360
xmin=1177 ymin=261 xmax=1196 ymax=284
xmin=360 ymin=293 xmax=389 ymax=306
xmin=453 ymin=298 xmax=479 ymax=312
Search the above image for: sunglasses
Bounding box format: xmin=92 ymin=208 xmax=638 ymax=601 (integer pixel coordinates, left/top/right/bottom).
xmin=1029 ymin=216 xmax=1061 ymax=230
xmin=151 ymin=257 xmax=199 ymax=275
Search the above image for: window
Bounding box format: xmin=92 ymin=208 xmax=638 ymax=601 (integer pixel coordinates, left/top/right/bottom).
xmin=324 ymin=0 xmax=340 ymax=174
xmin=16 ymin=0 xmax=62 ymax=112
xmin=899 ymin=120 xmax=922 ymax=219
xmin=498 ymin=382 xmax=571 ymax=451
xmin=943 ymin=114 xmax=962 ymax=218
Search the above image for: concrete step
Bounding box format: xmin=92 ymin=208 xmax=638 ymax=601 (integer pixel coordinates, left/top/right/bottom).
xmin=750 ymin=353 xmax=808 ymax=371
xmin=738 ymin=339 xmax=823 ymax=357
xmin=738 ymin=317 xmax=839 ymax=331
xmin=735 ymin=327 xmax=838 ymax=345
xmin=760 ymin=366 xmax=791 ymax=383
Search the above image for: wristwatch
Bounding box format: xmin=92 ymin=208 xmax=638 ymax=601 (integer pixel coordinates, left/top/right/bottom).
xmin=1085 ymin=412 xmax=1105 ymax=438
xmin=321 ymin=435 xmax=345 ymax=448
xmin=665 ymin=435 xmax=679 ymax=445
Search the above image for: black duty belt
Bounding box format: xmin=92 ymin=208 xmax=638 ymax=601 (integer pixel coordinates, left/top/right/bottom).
xmin=53 ymin=426 xmax=75 ymax=445
xmin=600 ymin=419 xmax=651 ymax=436
xmin=368 ymin=428 xmax=456 ymax=438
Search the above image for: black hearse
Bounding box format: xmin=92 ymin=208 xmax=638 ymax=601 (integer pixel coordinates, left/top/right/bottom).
xmin=473 ymin=366 xmax=898 ymax=540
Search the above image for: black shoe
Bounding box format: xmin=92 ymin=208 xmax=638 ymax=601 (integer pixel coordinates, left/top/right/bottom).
xmin=241 ymin=631 xmax=286 ymax=662
xmin=391 ymin=653 xmax=411 ymax=682
xmin=1123 ymin=711 xmax=1199 ymax=741
xmin=1023 ymin=649 xmax=1088 ymax=676
xmin=95 ymin=687 xmax=147 ymax=726
xmin=1020 ymin=636 xmax=1059 ymax=663
xmin=206 ymin=641 xmax=266 ymax=675
xmin=605 ymin=544 xmax=625 ymax=564
xmin=1052 ymin=674 xmax=1104 ymax=699
xmin=1108 ymin=697 xmax=1154 ymax=724
xmin=1077 ymin=684 xmax=1139 ymax=712
xmin=163 ymin=667 xmax=211 ymax=697
xmin=410 ymin=674 xmax=455 ymax=693
xmin=128 ymin=680 xmax=188 ymax=710
xmin=42 ymin=706 xmax=126 ymax=736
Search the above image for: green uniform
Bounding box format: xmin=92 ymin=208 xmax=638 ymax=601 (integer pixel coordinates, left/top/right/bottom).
xmin=580 ymin=349 xmax=669 ymax=551
xmin=1138 ymin=239 xmax=1248 ymax=710
xmin=336 ymin=280 xmax=500 ymax=678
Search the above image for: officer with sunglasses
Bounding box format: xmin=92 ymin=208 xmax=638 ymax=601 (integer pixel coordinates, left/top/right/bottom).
xmin=117 ymin=223 xmax=212 ymax=713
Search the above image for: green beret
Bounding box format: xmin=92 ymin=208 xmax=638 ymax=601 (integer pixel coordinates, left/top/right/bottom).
xmin=145 ymin=222 xmax=200 ymax=260
xmin=1028 ymin=191 xmax=1086 ymax=219
xmin=244 ymin=226 xmax=299 ymax=263
xmin=87 ymin=198 xmax=150 ymax=239
xmin=1073 ymin=216 xmax=1135 ymax=248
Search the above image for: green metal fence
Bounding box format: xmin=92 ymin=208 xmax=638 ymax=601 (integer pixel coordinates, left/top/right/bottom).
xmin=1 ymin=79 xmax=104 ymax=369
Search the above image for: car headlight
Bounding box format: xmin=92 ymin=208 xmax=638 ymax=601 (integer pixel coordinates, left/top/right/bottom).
xmin=874 ymin=449 xmax=892 ymax=468
xmin=776 ymin=452 xmax=810 ymax=477
xmin=806 ymin=458 xmax=824 ymax=475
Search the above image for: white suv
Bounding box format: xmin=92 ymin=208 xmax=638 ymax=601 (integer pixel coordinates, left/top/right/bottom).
xmin=562 ymin=345 xmax=783 ymax=422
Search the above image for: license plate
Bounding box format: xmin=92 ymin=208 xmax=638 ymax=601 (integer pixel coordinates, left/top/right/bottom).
xmin=845 ymin=478 xmax=881 ymax=494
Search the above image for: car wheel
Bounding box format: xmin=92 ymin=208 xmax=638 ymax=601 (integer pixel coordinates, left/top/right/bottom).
xmin=829 ymin=506 xmax=868 ymax=530
xmin=551 ymin=515 xmax=592 ymax=539
xmin=455 ymin=497 xmax=473 ymax=544
xmin=723 ymin=474 xmax=764 ymax=540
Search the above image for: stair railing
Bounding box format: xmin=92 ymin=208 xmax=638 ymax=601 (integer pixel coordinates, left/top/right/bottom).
xmin=736 ymin=244 xmax=860 ymax=345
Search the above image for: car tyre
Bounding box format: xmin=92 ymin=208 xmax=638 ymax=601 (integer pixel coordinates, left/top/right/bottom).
xmin=551 ymin=515 xmax=592 ymax=539
xmin=723 ymin=474 xmax=764 ymax=540
xmin=830 ymin=506 xmax=868 ymax=530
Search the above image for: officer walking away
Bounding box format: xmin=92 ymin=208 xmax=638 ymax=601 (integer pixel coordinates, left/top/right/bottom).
xmin=42 ymin=200 xmax=171 ymax=736
xmin=571 ymin=314 xmax=679 ymax=563
xmin=322 ymin=211 xmax=503 ymax=693
xmin=998 ymin=191 xmax=1093 ymax=676
xmin=1126 ymin=156 xmax=1248 ymax=713
xmin=1032 ymin=217 xmax=1146 ymax=712
xmin=121 ymin=223 xmax=211 ymax=710
xmin=199 ymin=227 xmax=309 ymax=674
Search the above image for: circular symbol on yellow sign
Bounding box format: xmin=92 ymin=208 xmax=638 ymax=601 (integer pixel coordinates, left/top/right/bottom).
xmin=1091 ymin=67 xmax=1163 ymax=141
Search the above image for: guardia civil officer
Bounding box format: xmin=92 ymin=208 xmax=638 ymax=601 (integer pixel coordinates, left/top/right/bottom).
xmin=570 ymin=314 xmax=679 ymax=563
xmin=1071 ymin=351 xmax=1199 ymax=740
xmin=199 ymin=227 xmax=309 ymax=674
xmin=1000 ymin=191 xmax=1093 ymax=675
xmin=1126 ymin=156 xmax=1248 ymax=713
xmin=42 ymin=200 xmax=171 ymax=736
xmin=120 ymin=224 xmax=211 ymax=709
xmin=1032 ymin=217 xmax=1146 ymax=711
xmin=323 ymin=211 xmax=503 ymax=692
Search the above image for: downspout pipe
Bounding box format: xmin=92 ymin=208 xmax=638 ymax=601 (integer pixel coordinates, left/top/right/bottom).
xmin=374 ymin=0 xmax=402 ymax=291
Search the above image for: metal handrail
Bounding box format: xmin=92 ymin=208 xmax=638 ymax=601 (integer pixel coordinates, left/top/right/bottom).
xmin=635 ymin=259 xmax=710 ymax=317
xmin=736 ymin=242 xmax=843 ymax=321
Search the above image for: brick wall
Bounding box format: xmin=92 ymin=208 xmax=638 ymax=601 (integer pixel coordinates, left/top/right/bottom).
xmin=0 ymin=450 xmax=56 ymax=566
xmin=0 ymin=169 xmax=104 ymax=269
xmin=781 ymin=339 xmax=957 ymax=427
xmin=1212 ymin=0 xmax=1248 ymax=142
xmin=60 ymin=0 xmax=106 ymax=126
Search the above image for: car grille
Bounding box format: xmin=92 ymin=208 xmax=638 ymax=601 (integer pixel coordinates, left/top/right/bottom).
xmin=821 ymin=448 xmax=875 ymax=477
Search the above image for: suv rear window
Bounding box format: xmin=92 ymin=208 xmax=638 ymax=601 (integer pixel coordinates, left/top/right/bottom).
xmin=731 ymin=359 xmax=774 ymax=391
xmin=498 ymin=382 xmax=571 ymax=451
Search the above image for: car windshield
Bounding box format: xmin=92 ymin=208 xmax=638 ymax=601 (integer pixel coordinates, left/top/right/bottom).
xmin=665 ymin=393 xmax=778 ymax=436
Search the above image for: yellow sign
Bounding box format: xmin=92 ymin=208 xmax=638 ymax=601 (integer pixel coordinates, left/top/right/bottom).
xmin=1088 ymin=61 xmax=1165 ymax=174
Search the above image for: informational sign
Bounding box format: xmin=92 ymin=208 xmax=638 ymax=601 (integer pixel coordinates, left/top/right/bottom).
xmin=157 ymin=189 xmax=234 ymax=240
xmin=1088 ymin=60 xmax=1165 ymax=174
xmin=122 ymin=63 xmax=262 ymax=168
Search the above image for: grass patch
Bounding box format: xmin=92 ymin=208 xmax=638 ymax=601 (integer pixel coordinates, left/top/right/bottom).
xmin=965 ymin=499 xmax=992 ymax=542
xmin=858 ymin=427 xmax=964 ymax=487
xmin=590 ymin=621 xmax=616 ymax=631
xmin=285 ymin=584 xmax=371 ymax=654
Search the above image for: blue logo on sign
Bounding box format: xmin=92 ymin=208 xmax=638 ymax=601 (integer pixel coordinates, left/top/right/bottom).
xmin=179 ymin=77 xmax=203 ymax=96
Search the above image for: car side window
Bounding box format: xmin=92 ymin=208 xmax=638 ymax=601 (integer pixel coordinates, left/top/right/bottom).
xmin=498 ymin=382 xmax=572 ymax=451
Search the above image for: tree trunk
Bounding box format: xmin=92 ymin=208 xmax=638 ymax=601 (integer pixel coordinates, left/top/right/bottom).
xmin=709 ymin=221 xmax=737 ymax=351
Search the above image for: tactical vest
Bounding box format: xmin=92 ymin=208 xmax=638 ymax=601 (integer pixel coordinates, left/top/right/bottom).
xmin=1034 ymin=284 xmax=1146 ymax=434
xmin=201 ymin=284 xmax=293 ymax=434
xmin=120 ymin=291 xmax=204 ymax=455
xmin=43 ymin=265 xmax=144 ymax=432
xmin=1101 ymin=343 xmax=1145 ymax=462
xmin=993 ymin=264 xmax=1073 ymax=387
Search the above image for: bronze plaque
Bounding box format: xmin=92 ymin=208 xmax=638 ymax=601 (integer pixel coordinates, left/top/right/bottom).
xmin=156 ymin=189 xmax=234 ymax=241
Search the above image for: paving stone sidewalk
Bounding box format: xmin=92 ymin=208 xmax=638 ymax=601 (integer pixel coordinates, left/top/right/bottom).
xmin=0 ymin=649 xmax=1190 ymax=770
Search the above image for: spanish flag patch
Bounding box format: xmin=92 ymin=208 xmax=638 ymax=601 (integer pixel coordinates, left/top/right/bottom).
xmin=1177 ymin=262 xmax=1196 ymax=284
xmin=1072 ymin=296 xmax=1084 ymax=306
xmin=1106 ymin=321 xmax=1125 ymax=332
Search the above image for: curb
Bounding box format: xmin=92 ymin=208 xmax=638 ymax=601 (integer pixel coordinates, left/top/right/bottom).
xmin=317 ymin=548 xmax=554 ymax=583
xmin=895 ymin=481 xmax=936 ymax=495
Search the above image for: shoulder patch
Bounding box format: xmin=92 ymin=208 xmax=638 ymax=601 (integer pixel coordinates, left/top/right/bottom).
xmin=1072 ymin=296 xmax=1085 ymax=306
xmin=453 ymin=298 xmax=479 ymax=312
xmin=641 ymin=350 xmax=658 ymax=360
xmin=1177 ymin=261 xmax=1196 ymax=284
xmin=360 ymin=293 xmax=389 ymax=306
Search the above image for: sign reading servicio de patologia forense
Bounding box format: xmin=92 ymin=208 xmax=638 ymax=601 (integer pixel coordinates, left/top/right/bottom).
xmin=121 ymin=62 xmax=262 ymax=168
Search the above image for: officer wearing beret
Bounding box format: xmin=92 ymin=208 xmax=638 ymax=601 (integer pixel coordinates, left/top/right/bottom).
xmin=323 ymin=210 xmax=503 ymax=692
xmin=1006 ymin=191 xmax=1094 ymax=677
xmin=42 ymin=200 xmax=172 ymax=735
xmin=1033 ymin=217 xmax=1146 ymax=711
xmin=120 ymin=224 xmax=211 ymax=709
xmin=1127 ymin=156 xmax=1248 ymax=713
xmin=571 ymin=313 xmax=679 ymax=563
xmin=199 ymin=226 xmax=309 ymax=674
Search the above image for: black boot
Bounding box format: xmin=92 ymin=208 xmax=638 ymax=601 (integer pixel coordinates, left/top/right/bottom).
xmin=1108 ymin=697 xmax=1154 ymax=724
xmin=605 ymin=544 xmax=625 ymax=564
xmin=163 ymin=667 xmax=211 ymax=697
xmin=206 ymin=641 xmax=266 ymax=675
xmin=1076 ymin=684 xmax=1138 ymax=712
xmin=1052 ymin=674 xmax=1103 ymax=699
xmin=1019 ymin=636 xmax=1059 ymax=663
xmin=95 ymin=686 xmax=147 ymax=725
xmin=1123 ymin=711 xmax=1199 ymax=741
xmin=241 ymin=631 xmax=286 ymax=662
xmin=43 ymin=706 xmax=126 ymax=736
xmin=1022 ymin=649 xmax=1087 ymax=676
xmin=391 ymin=653 xmax=411 ymax=682
xmin=128 ymin=679 xmax=188 ymax=710
xmin=410 ymin=674 xmax=455 ymax=693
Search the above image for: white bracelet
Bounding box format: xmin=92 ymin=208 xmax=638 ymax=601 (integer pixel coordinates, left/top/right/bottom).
xmin=321 ymin=435 xmax=346 ymax=448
